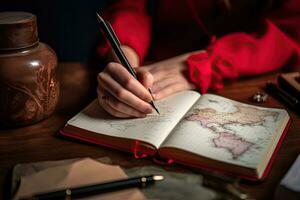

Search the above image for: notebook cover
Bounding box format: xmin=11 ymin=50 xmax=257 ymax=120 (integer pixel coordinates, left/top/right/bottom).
xmin=60 ymin=128 xmax=157 ymax=156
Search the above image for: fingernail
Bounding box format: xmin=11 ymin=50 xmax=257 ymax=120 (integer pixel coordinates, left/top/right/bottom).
xmin=152 ymin=93 xmax=157 ymax=99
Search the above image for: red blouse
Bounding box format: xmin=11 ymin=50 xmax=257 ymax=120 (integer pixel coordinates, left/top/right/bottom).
xmin=97 ymin=0 xmax=300 ymax=93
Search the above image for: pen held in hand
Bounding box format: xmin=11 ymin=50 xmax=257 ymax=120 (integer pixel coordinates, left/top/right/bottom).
xmin=96 ymin=12 xmax=160 ymax=115
xmin=29 ymin=175 xmax=164 ymax=200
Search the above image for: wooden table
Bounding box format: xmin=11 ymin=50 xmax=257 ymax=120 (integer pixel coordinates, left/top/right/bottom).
xmin=0 ymin=63 xmax=299 ymax=200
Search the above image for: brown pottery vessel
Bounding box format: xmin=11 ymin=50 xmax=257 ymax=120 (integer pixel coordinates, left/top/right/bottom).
xmin=0 ymin=12 xmax=59 ymax=127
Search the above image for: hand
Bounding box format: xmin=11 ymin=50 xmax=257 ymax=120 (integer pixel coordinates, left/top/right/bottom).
xmin=107 ymin=45 xmax=140 ymax=67
xmin=98 ymin=47 xmax=199 ymax=118
xmin=141 ymin=52 xmax=198 ymax=100
xmin=97 ymin=46 xmax=154 ymax=118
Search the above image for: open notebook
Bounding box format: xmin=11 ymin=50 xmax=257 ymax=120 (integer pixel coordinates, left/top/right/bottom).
xmin=61 ymin=91 xmax=291 ymax=180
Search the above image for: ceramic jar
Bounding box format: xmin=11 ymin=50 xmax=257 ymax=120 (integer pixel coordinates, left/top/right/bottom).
xmin=0 ymin=12 xmax=59 ymax=127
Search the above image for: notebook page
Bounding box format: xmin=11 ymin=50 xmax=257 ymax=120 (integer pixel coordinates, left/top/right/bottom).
xmin=161 ymin=94 xmax=289 ymax=169
xmin=67 ymin=91 xmax=200 ymax=148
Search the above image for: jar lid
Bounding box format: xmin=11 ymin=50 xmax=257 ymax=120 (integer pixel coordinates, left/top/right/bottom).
xmin=0 ymin=12 xmax=39 ymax=50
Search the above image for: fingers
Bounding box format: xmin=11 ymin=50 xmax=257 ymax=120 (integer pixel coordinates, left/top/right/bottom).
xmin=151 ymin=75 xmax=178 ymax=93
xmin=97 ymin=62 xmax=155 ymax=118
xmin=149 ymin=63 xmax=186 ymax=83
xmin=121 ymin=45 xmax=140 ymax=67
xmin=98 ymin=72 xmax=153 ymax=114
xmin=136 ymin=69 xmax=154 ymax=89
xmin=153 ymin=78 xmax=196 ymax=100
xmin=146 ymin=59 xmax=195 ymax=99
xmin=98 ymin=97 xmax=132 ymax=118
xmin=97 ymin=87 xmax=147 ymax=118
xmin=105 ymin=62 xmax=152 ymax=103
xmin=97 ymin=87 xmax=130 ymax=118
xmin=107 ymin=45 xmax=140 ymax=67
xmin=149 ymin=65 xmax=173 ymax=82
xmin=96 ymin=53 xmax=198 ymax=117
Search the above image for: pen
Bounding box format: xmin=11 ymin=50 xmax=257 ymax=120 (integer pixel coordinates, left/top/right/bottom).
xmin=266 ymin=81 xmax=300 ymax=111
xmin=96 ymin=12 xmax=160 ymax=115
xmin=29 ymin=175 xmax=164 ymax=200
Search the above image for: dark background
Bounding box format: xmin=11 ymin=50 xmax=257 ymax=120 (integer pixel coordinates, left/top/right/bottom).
xmin=1 ymin=0 xmax=108 ymax=62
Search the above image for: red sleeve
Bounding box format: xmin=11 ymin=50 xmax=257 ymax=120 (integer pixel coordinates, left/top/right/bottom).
xmin=97 ymin=0 xmax=151 ymax=63
xmin=187 ymin=0 xmax=300 ymax=94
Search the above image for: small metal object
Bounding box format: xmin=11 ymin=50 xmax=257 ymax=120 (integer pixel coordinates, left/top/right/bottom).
xmin=252 ymin=91 xmax=268 ymax=103
xmin=65 ymin=189 xmax=71 ymax=200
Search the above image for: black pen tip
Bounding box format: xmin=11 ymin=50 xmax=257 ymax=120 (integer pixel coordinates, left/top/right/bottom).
xmin=147 ymin=88 xmax=160 ymax=115
xmin=150 ymin=101 xmax=160 ymax=115
xmin=154 ymin=107 xmax=160 ymax=115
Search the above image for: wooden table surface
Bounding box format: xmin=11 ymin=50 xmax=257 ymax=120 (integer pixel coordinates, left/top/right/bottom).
xmin=0 ymin=63 xmax=299 ymax=200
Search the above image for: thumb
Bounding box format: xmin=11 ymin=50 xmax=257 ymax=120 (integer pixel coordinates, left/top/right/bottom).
xmin=136 ymin=70 xmax=154 ymax=90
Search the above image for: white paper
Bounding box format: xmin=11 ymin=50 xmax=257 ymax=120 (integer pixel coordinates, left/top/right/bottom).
xmin=68 ymin=91 xmax=200 ymax=148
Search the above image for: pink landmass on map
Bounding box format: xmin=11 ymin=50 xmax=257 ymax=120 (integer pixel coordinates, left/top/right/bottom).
xmin=185 ymin=105 xmax=278 ymax=159
xmin=213 ymin=132 xmax=254 ymax=159
xmin=187 ymin=115 xmax=211 ymax=126
xmin=185 ymin=107 xmax=278 ymax=127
